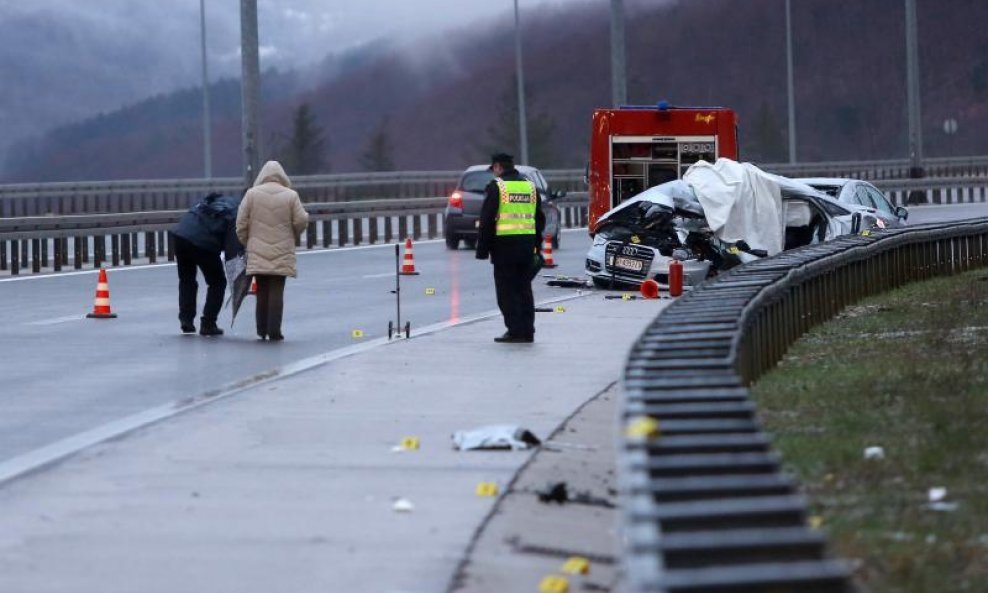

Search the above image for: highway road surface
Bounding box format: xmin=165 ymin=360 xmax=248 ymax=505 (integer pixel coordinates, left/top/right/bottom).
xmin=0 ymin=231 xmax=593 ymax=465
xmin=1 ymin=202 xmax=985 ymax=470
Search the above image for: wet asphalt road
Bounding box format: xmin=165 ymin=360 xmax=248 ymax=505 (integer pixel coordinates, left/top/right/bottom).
xmin=0 ymin=232 xmax=593 ymax=463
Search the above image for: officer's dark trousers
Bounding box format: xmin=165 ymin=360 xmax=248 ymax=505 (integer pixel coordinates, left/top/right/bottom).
xmin=254 ymin=274 xmax=287 ymax=338
xmin=493 ymin=261 xmax=535 ymax=337
xmin=175 ymin=236 xmax=226 ymax=326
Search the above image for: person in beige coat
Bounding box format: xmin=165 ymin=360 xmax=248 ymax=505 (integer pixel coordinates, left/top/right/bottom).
xmin=236 ymin=160 xmax=309 ymax=341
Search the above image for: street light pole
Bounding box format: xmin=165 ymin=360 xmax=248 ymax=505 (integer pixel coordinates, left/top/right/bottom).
xmin=905 ymin=0 xmax=923 ymax=177
xmin=199 ymin=0 xmax=212 ymax=179
xmin=513 ymin=0 xmax=529 ymax=165
xmin=610 ymin=0 xmax=627 ymax=107
xmin=785 ymin=0 xmax=797 ymax=163
xmin=240 ymin=0 xmax=261 ymax=187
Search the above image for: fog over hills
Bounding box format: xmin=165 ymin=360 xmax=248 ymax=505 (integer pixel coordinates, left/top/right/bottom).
xmin=0 ymin=0 xmax=524 ymax=177
xmin=3 ymin=0 xmax=987 ymax=182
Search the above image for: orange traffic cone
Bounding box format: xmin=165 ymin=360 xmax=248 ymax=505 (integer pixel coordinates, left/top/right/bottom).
xmin=249 ymin=276 xmax=257 ymax=295
xmin=542 ymin=234 xmax=557 ymax=268
xmin=640 ymin=278 xmax=660 ymax=299
xmin=400 ymin=238 xmax=419 ymax=275
xmin=86 ymin=268 xmax=117 ymax=318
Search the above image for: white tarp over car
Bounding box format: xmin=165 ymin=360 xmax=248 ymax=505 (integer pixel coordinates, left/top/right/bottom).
xmin=683 ymin=158 xmax=786 ymax=256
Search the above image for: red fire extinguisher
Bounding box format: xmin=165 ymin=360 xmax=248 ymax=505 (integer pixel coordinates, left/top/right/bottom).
xmin=669 ymin=259 xmax=684 ymax=297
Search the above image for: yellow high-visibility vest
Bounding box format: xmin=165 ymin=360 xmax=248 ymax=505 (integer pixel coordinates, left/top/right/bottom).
xmin=495 ymin=179 xmax=537 ymax=236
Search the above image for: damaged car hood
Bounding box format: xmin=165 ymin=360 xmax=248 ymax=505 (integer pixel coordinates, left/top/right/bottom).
xmin=596 ymin=180 xmax=702 ymax=231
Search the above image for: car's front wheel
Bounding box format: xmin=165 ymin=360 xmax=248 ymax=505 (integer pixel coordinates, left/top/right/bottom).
xmin=445 ymin=235 xmax=460 ymax=250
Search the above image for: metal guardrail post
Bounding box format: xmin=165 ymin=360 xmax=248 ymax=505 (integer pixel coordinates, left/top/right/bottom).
xmin=11 ymin=240 xmax=19 ymax=275
xmin=30 ymin=239 xmax=40 ymax=273
xmin=146 ymin=232 xmax=157 ymax=264
xmin=413 ymin=215 xmax=422 ymax=241
xmin=111 ymin=235 xmax=120 ymax=267
xmin=306 ymin=223 xmax=316 ymax=249
xmin=122 ymin=234 xmax=132 ymax=266
xmin=338 ymin=219 xmax=348 ymax=248
xmin=398 ymin=216 xmax=408 ymax=242
xmin=321 ymin=221 xmax=331 ymax=248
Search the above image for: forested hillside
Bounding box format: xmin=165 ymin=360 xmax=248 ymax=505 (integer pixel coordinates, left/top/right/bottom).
xmin=4 ymin=0 xmax=986 ymax=182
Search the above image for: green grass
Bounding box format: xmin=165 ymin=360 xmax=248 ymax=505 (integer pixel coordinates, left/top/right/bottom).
xmin=751 ymin=269 xmax=988 ymax=593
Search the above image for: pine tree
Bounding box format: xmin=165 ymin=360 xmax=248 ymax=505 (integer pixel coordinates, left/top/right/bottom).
xmin=359 ymin=117 xmax=396 ymax=172
xmin=281 ymin=103 xmax=328 ymax=175
xmin=474 ymin=78 xmax=557 ymax=167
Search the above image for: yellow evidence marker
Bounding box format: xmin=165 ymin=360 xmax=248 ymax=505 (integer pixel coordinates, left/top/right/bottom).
xmin=561 ymin=556 xmax=590 ymax=575
xmin=622 ymin=294 xmax=632 ymax=301
xmin=809 ymin=515 xmax=824 ymax=529
xmin=399 ymin=437 xmax=420 ymax=451
xmin=475 ymin=482 xmax=499 ymax=497
xmin=554 ymin=306 xmax=566 ymax=313
xmin=425 ymin=288 xmax=436 ymax=296
xmin=539 ymin=575 xmax=569 ymax=593
xmin=352 ymin=329 xmax=364 ymax=339
xmin=624 ymin=416 xmax=660 ymax=440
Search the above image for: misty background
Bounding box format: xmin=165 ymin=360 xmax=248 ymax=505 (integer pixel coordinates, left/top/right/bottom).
xmin=1 ymin=0 xmax=986 ymax=182
xmin=0 ymin=0 xmax=530 ymax=173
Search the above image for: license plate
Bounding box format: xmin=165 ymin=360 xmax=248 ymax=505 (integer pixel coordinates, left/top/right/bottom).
xmin=614 ymin=256 xmax=644 ymax=272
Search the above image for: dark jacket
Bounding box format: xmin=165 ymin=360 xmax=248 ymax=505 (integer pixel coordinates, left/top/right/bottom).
xmin=171 ymin=193 xmax=242 ymax=259
xmin=475 ymin=168 xmax=546 ymax=264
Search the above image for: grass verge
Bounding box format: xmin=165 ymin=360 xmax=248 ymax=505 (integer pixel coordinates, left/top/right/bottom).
xmin=751 ymin=268 xmax=988 ymax=593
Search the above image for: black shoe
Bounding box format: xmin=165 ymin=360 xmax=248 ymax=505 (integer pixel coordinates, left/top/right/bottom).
xmin=268 ymin=333 xmax=284 ymax=341
xmin=180 ymin=323 xmax=196 ymax=334
xmin=494 ymin=332 xmax=532 ymax=343
xmin=199 ymin=324 xmax=224 ymax=337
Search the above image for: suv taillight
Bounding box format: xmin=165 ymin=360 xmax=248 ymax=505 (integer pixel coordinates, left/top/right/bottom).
xmin=449 ymin=191 xmax=463 ymax=209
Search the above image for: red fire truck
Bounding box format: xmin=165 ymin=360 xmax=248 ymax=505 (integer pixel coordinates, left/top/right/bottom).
xmin=587 ymin=103 xmax=739 ymax=232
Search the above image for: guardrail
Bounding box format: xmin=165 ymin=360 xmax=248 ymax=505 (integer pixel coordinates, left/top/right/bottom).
xmin=2 ymin=156 xmax=987 ymax=217
xmin=619 ymin=218 xmax=988 ymax=592
xmin=0 ymin=170 xmax=587 ymax=217
xmin=762 ymin=154 xmax=988 ymax=180
xmin=0 ymin=193 xmax=589 ymax=275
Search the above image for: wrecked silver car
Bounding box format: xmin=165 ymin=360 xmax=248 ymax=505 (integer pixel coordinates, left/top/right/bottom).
xmin=586 ymin=159 xmax=875 ymax=289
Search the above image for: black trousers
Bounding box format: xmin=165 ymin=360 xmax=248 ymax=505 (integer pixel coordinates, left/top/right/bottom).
xmin=175 ymin=236 xmax=226 ymax=326
xmin=254 ymin=274 xmax=287 ymax=338
xmin=493 ymin=260 xmax=535 ymax=337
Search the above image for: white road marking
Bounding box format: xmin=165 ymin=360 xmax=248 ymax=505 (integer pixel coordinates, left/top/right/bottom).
xmin=25 ymin=315 xmax=85 ymax=326
xmin=362 ymin=272 xmax=397 ymax=279
xmin=0 ymin=292 xmax=585 ymax=487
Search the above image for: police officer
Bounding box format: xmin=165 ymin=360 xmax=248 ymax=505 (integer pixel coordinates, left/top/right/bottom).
xmin=476 ymin=153 xmax=545 ymax=343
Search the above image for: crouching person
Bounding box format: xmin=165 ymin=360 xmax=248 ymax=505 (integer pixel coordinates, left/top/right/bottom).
xmin=170 ymin=192 xmax=242 ymax=336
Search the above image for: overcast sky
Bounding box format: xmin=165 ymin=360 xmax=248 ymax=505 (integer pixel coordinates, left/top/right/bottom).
xmin=5 ymin=0 xmax=551 ymax=77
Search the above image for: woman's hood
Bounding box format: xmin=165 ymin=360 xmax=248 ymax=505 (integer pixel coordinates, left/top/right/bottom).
xmin=253 ymin=161 xmax=292 ymax=188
